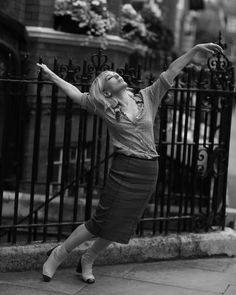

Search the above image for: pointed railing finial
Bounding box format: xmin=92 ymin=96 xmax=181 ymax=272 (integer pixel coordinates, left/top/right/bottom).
xmin=218 ymin=31 xmax=227 ymax=50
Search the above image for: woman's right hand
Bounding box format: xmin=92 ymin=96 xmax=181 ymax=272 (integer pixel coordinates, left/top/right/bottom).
xmin=36 ymin=63 xmax=84 ymax=104
xmin=36 ymin=63 xmax=53 ymax=80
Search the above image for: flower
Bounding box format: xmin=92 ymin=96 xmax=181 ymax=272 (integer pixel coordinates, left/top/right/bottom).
xmin=120 ymin=4 xmax=147 ymax=43
xmin=54 ymin=0 xmax=116 ymax=37
xmin=120 ymin=2 xmax=174 ymax=53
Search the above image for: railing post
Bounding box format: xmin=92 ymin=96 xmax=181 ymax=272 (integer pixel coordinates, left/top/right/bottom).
xmin=43 ymin=58 xmax=59 ymax=242
xmin=85 ymin=170 xmax=93 ymax=221
xmin=57 ymin=59 xmax=73 ymax=241
xmin=85 ymin=114 xmax=98 ymax=221
xmin=28 ymin=57 xmax=43 ymax=243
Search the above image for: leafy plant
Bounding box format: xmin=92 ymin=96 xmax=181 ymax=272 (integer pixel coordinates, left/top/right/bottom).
xmin=141 ymin=3 xmax=174 ymax=51
xmin=54 ymin=0 xmax=116 ymax=37
xmin=120 ymin=2 xmax=174 ymax=52
xmin=120 ymin=4 xmax=147 ymax=45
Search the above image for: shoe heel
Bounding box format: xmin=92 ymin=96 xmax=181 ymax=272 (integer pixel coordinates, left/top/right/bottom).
xmin=76 ymin=258 xmax=82 ymax=273
xmin=76 ymin=258 xmax=95 ymax=284
xmin=42 ymin=274 xmax=51 ymax=282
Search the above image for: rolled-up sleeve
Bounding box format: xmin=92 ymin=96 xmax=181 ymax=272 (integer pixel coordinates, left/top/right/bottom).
xmin=140 ymin=72 xmax=172 ymax=109
xmin=80 ymin=92 xmax=96 ymax=113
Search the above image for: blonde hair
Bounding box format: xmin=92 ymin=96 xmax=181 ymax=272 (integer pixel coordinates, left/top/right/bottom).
xmin=89 ymin=70 xmax=114 ymax=112
xmin=89 ymin=70 xmax=134 ymax=112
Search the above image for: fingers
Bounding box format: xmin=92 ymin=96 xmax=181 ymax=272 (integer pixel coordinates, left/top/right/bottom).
xmin=204 ymin=49 xmax=215 ymax=55
xmin=36 ymin=63 xmax=47 ymax=69
xmin=205 ymin=43 xmax=224 ymax=54
xmin=197 ymin=43 xmax=224 ymax=55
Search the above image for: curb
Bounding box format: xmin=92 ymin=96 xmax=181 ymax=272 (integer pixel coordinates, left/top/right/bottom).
xmin=1 ymin=227 xmax=236 ymax=272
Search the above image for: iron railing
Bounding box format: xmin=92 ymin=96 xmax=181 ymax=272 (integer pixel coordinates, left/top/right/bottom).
xmin=0 ymin=39 xmax=235 ymax=244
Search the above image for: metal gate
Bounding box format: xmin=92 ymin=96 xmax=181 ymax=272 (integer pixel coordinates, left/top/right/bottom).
xmin=0 ymin=38 xmax=235 ymax=244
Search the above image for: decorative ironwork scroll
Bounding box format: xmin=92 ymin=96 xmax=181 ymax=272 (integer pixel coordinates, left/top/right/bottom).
xmin=207 ymin=32 xmax=234 ymax=90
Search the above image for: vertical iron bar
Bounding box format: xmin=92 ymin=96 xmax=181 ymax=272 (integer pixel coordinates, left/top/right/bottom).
xmin=43 ymin=58 xmax=58 ymax=242
xmin=58 ymin=59 xmax=73 ymax=241
xmin=177 ymin=80 xmax=191 ymax=233
xmin=220 ymin=93 xmax=234 ymax=229
xmin=185 ymin=143 xmax=193 ymax=229
xmin=103 ymin=130 xmax=110 ymax=186
xmin=85 ymin=115 xmax=97 ymax=221
xmin=152 ymin=174 xmax=160 ymax=235
xmin=7 ymin=53 xmax=19 ymax=243
xmin=95 ymin=118 xmax=103 ymax=185
xmin=214 ymin=93 xmax=233 ymax=229
xmin=158 ymin=95 xmax=168 ymax=234
xmin=207 ymin=93 xmax=217 ymax=227
xmin=28 ymin=57 xmax=43 ymax=243
xmin=176 ymin=90 xmax=184 ymax=232
xmin=72 ymin=58 xmax=88 ymax=224
xmin=0 ymin=79 xmax=11 ymax=241
xmin=12 ymin=80 xmax=26 ymax=243
xmin=165 ymin=84 xmax=178 ymax=234
xmin=202 ymin=112 xmax=210 ymax=216
xmin=33 ymin=212 xmax=38 ymax=241
xmin=80 ymin=111 xmax=88 ymax=183
xmin=72 ymin=110 xmax=84 ymax=224
xmin=190 ymin=96 xmax=202 ymax=230
xmin=80 ymin=60 xmax=88 ymax=185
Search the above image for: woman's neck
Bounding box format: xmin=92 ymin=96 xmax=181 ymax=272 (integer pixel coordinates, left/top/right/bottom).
xmin=115 ymin=90 xmax=132 ymax=108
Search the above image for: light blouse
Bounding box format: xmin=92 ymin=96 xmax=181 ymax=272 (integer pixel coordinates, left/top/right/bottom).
xmin=80 ymin=72 xmax=172 ymax=159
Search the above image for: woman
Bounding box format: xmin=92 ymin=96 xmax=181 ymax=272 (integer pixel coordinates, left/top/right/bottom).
xmin=37 ymin=43 xmax=223 ymax=284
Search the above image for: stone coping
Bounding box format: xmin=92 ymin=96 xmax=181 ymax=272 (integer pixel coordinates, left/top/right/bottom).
xmin=26 ymin=26 xmax=146 ymax=53
xmin=0 ymin=227 xmax=236 ymax=272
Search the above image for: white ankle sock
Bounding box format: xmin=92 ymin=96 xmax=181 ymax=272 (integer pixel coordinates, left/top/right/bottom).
xmin=80 ymin=238 xmax=111 ymax=281
xmin=43 ymin=244 xmax=68 ymax=279
xmin=81 ymin=249 xmax=97 ymax=280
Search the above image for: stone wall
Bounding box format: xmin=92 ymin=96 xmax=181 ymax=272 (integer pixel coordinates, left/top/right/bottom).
xmin=24 ymin=0 xmax=54 ymax=27
xmin=0 ymin=0 xmax=26 ymax=23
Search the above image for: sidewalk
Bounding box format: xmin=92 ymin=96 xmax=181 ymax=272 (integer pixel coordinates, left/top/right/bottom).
xmin=0 ymin=257 xmax=236 ymax=295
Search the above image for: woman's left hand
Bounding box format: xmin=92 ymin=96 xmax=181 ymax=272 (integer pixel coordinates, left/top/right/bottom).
xmin=191 ymin=43 xmax=224 ymax=65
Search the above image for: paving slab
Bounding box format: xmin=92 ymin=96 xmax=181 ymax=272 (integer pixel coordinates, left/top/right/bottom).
xmin=224 ymin=284 xmax=236 ymax=295
xmin=224 ymin=259 xmax=236 ymax=274
xmin=97 ymin=257 xmax=233 ymax=277
xmin=0 ymin=269 xmax=85 ymax=295
xmin=122 ymin=259 xmax=236 ymax=293
xmin=75 ymin=275 xmax=219 ymax=295
xmin=1 ymin=257 xmax=236 ymax=295
xmin=0 ymin=283 xmax=67 ymax=295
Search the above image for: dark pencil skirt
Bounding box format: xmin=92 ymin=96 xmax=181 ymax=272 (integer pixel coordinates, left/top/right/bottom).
xmin=85 ymin=153 xmax=159 ymax=244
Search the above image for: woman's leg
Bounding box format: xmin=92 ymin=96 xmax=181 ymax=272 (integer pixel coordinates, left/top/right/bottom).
xmin=43 ymin=224 xmax=94 ymax=281
xmin=79 ymin=237 xmax=112 ymax=283
xmin=63 ymin=223 xmax=94 ymax=252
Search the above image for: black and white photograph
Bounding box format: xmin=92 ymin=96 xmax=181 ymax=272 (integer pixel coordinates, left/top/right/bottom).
xmin=0 ymin=0 xmax=236 ymax=294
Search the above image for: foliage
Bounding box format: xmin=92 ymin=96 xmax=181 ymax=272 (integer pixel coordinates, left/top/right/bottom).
xmin=141 ymin=3 xmax=174 ymax=51
xmin=54 ymin=0 xmax=174 ymax=52
xmin=54 ymin=0 xmax=116 ymax=37
xmin=120 ymin=4 xmax=147 ymax=45
xmin=120 ymin=3 xmax=174 ymax=52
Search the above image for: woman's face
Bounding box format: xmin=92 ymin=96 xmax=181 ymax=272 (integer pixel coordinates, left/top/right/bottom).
xmin=103 ymin=72 xmax=127 ymax=95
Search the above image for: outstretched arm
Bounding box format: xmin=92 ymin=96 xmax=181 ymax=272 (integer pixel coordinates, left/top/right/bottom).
xmin=163 ymin=43 xmax=224 ymax=85
xmin=36 ymin=63 xmax=84 ymax=104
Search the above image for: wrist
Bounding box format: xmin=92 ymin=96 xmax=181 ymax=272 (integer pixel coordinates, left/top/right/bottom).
xmin=190 ymin=45 xmax=199 ymax=57
xmin=50 ymin=71 xmax=59 ymax=82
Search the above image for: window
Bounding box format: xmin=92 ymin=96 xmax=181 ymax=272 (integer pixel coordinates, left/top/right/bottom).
xmin=50 ymin=144 xmax=92 ymax=197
